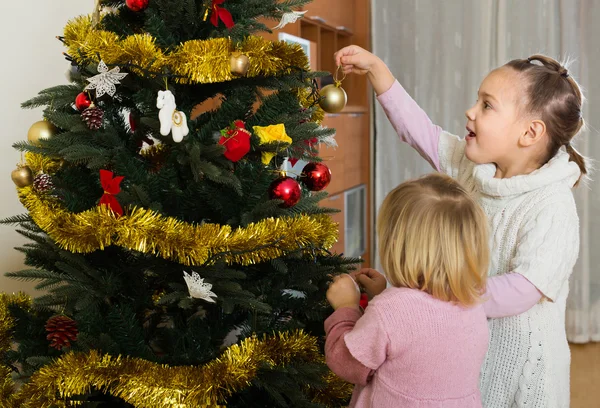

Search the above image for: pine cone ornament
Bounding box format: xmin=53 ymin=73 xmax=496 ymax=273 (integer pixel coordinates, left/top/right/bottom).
xmin=45 ymin=315 xmax=78 ymax=350
xmin=33 ymin=173 xmax=54 ymax=193
xmin=82 ymin=105 xmax=104 ymax=130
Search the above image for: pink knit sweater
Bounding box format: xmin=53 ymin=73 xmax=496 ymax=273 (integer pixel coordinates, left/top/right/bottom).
xmin=325 ymin=287 xmax=488 ymax=407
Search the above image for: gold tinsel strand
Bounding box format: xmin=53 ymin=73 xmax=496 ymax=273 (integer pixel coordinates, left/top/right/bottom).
xmin=63 ymin=16 xmax=310 ymax=85
xmin=0 ymin=365 xmax=20 ymax=408
xmin=297 ymin=88 xmax=326 ymax=124
xmin=24 ymin=152 xmax=62 ymax=175
xmin=0 ymin=293 xmax=31 ymax=355
xmin=0 ymin=330 xmax=351 ymax=407
xmin=17 ymin=185 xmax=338 ymax=266
xmin=0 ymin=293 xmax=32 ymax=408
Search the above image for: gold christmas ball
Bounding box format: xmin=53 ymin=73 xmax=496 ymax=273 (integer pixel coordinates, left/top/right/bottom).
xmin=230 ymin=52 xmax=250 ymax=76
xmin=27 ymin=120 xmax=58 ymax=145
xmin=319 ymin=84 xmax=347 ymax=113
xmin=11 ymin=166 xmax=33 ymax=188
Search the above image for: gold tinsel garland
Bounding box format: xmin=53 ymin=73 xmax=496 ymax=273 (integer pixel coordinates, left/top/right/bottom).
xmin=0 ymin=330 xmax=352 ymax=407
xmin=17 ymin=182 xmax=337 ymax=266
xmin=0 ymin=293 xmax=32 ymax=408
xmin=63 ymin=16 xmax=326 ymax=122
xmin=23 ymin=152 xmax=62 ymax=175
xmin=63 ymin=16 xmax=309 ymax=85
xmin=0 ymin=293 xmax=31 ymax=355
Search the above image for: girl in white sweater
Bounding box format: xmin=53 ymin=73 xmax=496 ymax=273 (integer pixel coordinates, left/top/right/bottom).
xmin=335 ymin=45 xmax=587 ymax=407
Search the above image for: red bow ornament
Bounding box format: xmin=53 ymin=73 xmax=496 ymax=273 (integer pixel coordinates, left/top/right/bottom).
xmin=210 ymin=0 xmax=234 ymax=29
xmin=99 ymin=169 xmax=124 ymax=216
xmin=219 ymin=120 xmax=251 ymax=162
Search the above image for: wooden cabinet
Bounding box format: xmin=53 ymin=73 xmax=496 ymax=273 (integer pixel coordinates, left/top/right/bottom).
xmin=319 ymin=110 xmax=368 ymax=196
xmin=259 ymin=0 xmax=372 ymax=266
xmin=303 ymin=1 xmax=356 ymax=33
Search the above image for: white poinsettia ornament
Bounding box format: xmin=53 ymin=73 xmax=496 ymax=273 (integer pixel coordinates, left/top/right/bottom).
xmin=183 ymin=271 xmax=217 ymax=303
xmin=273 ymin=10 xmax=307 ymax=29
xmin=85 ymin=60 xmax=128 ymax=98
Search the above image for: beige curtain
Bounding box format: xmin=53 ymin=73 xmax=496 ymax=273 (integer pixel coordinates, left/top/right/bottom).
xmin=372 ymin=0 xmax=599 ymax=342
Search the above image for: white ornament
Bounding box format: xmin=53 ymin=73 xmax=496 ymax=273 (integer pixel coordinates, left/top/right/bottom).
xmin=156 ymin=90 xmax=189 ymax=143
xmin=85 ymin=60 xmax=128 ymax=98
xmin=273 ymin=10 xmax=307 ymax=29
xmin=282 ymin=289 xmax=306 ymax=299
xmin=280 ymin=157 xmax=309 ymax=179
xmin=319 ymin=132 xmax=338 ymax=148
xmin=183 ymin=271 xmax=217 ymax=303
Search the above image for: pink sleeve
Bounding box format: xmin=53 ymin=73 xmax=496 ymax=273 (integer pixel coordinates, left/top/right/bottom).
xmin=377 ymin=80 xmax=442 ymax=171
xmin=343 ymin=302 xmax=389 ymax=371
xmin=483 ymin=273 xmax=543 ymax=318
xmin=324 ymin=307 xmax=373 ymax=385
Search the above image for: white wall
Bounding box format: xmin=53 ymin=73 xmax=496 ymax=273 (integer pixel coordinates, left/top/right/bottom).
xmin=0 ymin=2 xmax=92 ymax=293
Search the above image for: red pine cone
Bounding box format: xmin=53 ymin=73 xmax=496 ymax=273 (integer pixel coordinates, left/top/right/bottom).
xmin=33 ymin=173 xmax=54 ymax=193
xmin=82 ymin=106 xmax=104 ymax=130
xmin=45 ymin=315 xmax=78 ymax=350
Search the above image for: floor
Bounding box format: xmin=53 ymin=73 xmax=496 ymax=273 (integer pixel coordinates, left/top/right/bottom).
xmin=570 ymin=342 xmax=600 ymax=407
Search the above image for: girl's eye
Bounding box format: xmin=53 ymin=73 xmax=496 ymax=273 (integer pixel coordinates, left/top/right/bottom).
xmin=484 ymin=102 xmax=492 ymax=110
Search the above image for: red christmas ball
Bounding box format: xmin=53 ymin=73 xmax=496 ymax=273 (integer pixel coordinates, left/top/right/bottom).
xmin=126 ymin=0 xmax=149 ymax=12
xmin=75 ymin=92 xmax=91 ymax=111
xmin=359 ymin=293 xmax=369 ymax=310
xmin=300 ymin=162 xmax=331 ymax=191
xmin=269 ymin=176 xmax=301 ymax=208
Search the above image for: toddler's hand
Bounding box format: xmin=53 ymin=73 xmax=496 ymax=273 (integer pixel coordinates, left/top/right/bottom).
xmin=326 ymin=274 xmax=361 ymax=310
xmin=334 ymin=45 xmax=379 ymax=76
xmin=352 ymin=268 xmax=387 ymax=298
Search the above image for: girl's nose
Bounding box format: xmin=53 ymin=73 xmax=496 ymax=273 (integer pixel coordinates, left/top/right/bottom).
xmin=465 ymin=106 xmax=476 ymax=121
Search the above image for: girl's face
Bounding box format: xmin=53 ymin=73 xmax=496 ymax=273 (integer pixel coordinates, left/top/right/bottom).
xmin=464 ymin=68 xmax=530 ymax=166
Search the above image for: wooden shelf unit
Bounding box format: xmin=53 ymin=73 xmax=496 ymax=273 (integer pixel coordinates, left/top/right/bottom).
xmin=260 ymin=0 xmax=373 ymax=266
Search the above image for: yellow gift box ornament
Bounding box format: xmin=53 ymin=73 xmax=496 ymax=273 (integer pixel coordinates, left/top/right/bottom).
xmin=253 ymin=124 xmax=292 ymax=165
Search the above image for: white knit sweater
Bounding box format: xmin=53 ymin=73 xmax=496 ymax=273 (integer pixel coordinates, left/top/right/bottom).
xmin=438 ymin=131 xmax=580 ymax=408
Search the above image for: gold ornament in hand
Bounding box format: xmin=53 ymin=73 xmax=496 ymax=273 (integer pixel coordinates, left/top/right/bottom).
xmin=319 ymin=66 xmax=347 ymax=113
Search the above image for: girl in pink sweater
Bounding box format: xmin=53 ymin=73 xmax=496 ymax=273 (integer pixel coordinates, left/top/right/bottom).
xmin=325 ymin=173 xmax=490 ymax=407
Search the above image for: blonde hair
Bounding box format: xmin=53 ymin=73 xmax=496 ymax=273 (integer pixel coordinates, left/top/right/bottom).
xmin=377 ymin=174 xmax=489 ymax=306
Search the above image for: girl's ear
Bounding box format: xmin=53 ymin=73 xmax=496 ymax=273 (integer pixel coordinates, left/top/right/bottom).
xmin=520 ymin=119 xmax=547 ymax=147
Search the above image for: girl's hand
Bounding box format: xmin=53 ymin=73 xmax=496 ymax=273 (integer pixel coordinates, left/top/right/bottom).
xmin=334 ymin=45 xmax=380 ymax=75
xmin=326 ymin=274 xmax=361 ymax=310
xmin=334 ymin=46 xmax=395 ymax=95
xmin=352 ymin=268 xmax=387 ymax=298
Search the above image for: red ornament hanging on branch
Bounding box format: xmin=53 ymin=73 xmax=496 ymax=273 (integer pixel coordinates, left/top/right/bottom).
xmin=75 ymin=92 xmax=92 ymax=111
xmin=300 ymin=162 xmax=331 ymax=191
xmin=269 ymin=175 xmax=301 ymax=208
xmin=45 ymin=315 xmax=78 ymax=350
xmin=126 ymin=0 xmax=149 ymax=12
xmin=129 ymin=112 xmax=137 ymax=132
xmin=98 ymin=169 xmax=124 ymax=216
xmin=218 ymin=120 xmax=251 ymax=162
xmin=209 ymin=0 xmax=234 ymax=28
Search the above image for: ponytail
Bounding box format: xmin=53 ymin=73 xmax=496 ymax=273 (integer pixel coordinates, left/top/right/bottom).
xmin=565 ymin=143 xmax=588 ymax=186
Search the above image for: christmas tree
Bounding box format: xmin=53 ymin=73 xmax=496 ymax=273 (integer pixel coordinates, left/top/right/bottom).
xmin=0 ymin=1 xmax=356 ymax=406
